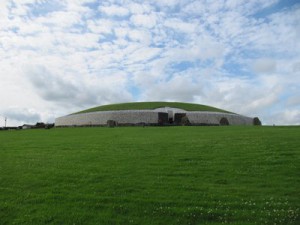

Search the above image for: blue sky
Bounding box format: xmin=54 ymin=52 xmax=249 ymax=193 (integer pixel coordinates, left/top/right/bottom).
xmin=0 ymin=0 xmax=299 ymax=125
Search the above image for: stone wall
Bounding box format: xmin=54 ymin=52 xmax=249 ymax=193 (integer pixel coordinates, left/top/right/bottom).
xmin=55 ymin=109 xmax=254 ymax=127
xmin=55 ymin=110 xmax=163 ymax=126
xmin=185 ymin=112 xmax=253 ymax=125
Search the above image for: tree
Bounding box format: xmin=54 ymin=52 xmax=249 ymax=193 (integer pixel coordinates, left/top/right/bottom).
xmin=253 ymin=117 xmax=262 ymax=126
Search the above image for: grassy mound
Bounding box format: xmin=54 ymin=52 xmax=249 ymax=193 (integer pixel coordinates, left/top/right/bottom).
xmin=74 ymin=102 xmax=232 ymax=114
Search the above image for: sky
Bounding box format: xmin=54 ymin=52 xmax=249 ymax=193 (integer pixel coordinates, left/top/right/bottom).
xmin=0 ymin=0 xmax=299 ymax=126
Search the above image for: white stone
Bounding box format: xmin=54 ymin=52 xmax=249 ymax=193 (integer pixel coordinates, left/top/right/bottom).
xmin=55 ymin=109 xmax=254 ymax=126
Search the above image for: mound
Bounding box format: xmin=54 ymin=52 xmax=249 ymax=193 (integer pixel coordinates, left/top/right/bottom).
xmin=55 ymin=102 xmax=258 ymax=127
xmin=73 ymin=102 xmax=232 ymax=114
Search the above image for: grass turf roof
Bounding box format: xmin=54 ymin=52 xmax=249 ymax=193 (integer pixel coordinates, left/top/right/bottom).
xmin=73 ymin=102 xmax=233 ymax=114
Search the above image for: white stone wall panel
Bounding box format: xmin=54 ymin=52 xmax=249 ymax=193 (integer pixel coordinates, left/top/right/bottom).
xmin=55 ymin=109 xmax=254 ymax=126
xmin=186 ymin=112 xmax=253 ymax=125
xmin=55 ymin=110 xmax=161 ymax=126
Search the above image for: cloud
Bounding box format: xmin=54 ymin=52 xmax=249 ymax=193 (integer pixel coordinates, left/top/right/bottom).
xmin=26 ymin=65 xmax=133 ymax=108
xmin=2 ymin=107 xmax=41 ymax=125
xmin=164 ymin=18 xmax=196 ymax=33
xmin=128 ymin=3 xmax=152 ymax=14
xmin=87 ymin=19 xmax=113 ymax=34
xmin=293 ymin=61 xmax=300 ymax=72
xmin=143 ymin=79 xmax=201 ymax=103
xmin=0 ymin=0 xmax=299 ymax=126
xmin=27 ymin=66 xmax=79 ymax=103
xmin=99 ymin=4 xmax=129 ymax=17
xmin=253 ymin=58 xmax=277 ymax=73
xmin=271 ymin=109 xmax=300 ymax=125
xmin=130 ymin=13 xmax=157 ymax=28
xmin=126 ymin=47 xmax=162 ymax=64
xmin=128 ymin=29 xmax=152 ymax=45
xmin=287 ymin=96 xmax=300 ymax=107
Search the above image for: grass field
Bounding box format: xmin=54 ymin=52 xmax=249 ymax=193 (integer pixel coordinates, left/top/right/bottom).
xmin=0 ymin=126 xmax=299 ymax=225
xmin=73 ymin=102 xmax=232 ymax=114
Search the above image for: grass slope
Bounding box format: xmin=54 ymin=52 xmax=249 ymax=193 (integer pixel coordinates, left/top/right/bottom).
xmin=73 ymin=102 xmax=232 ymax=114
xmin=0 ymin=126 xmax=299 ymax=225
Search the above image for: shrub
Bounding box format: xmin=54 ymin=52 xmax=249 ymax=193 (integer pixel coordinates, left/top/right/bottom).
xmin=253 ymin=117 xmax=262 ymax=126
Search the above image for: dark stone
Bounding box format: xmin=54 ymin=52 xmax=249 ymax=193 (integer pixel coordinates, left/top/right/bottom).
xmin=107 ymin=120 xmax=117 ymax=128
xmin=220 ymin=117 xmax=229 ymax=126
xmin=158 ymin=113 xmax=168 ymax=125
xmin=174 ymin=113 xmax=186 ymax=124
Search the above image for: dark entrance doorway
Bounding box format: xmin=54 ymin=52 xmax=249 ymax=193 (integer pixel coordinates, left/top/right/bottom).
xmin=168 ymin=110 xmax=173 ymax=124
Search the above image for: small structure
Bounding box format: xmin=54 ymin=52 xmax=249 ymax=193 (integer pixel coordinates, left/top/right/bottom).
xmin=22 ymin=124 xmax=35 ymax=129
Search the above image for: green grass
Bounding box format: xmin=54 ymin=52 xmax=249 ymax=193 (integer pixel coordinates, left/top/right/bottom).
xmin=73 ymin=102 xmax=232 ymax=114
xmin=0 ymin=126 xmax=299 ymax=225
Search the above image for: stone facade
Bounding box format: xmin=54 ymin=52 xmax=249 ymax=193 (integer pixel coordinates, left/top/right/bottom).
xmin=55 ymin=110 xmax=165 ymax=126
xmin=55 ymin=108 xmax=255 ymax=127
xmin=185 ymin=112 xmax=253 ymax=125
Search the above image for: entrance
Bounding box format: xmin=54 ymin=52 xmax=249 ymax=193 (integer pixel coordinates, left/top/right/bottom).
xmin=168 ymin=110 xmax=173 ymax=124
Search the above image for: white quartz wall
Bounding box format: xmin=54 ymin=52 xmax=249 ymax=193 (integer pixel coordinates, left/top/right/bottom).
xmin=186 ymin=112 xmax=253 ymax=125
xmin=55 ymin=110 xmax=254 ymax=126
xmin=55 ymin=110 xmax=160 ymax=126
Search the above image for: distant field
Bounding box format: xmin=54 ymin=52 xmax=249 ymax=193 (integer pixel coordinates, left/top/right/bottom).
xmin=73 ymin=102 xmax=232 ymax=114
xmin=0 ymin=126 xmax=299 ymax=225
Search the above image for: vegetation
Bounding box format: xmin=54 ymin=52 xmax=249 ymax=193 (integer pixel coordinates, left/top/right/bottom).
xmin=73 ymin=102 xmax=232 ymax=114
xmin=0 ymin=126 xmax=299 ymax=224
xmin=253 ymin=117 xmax=262 ymax=126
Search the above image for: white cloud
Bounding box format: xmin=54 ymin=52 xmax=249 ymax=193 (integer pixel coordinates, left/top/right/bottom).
xmin=130 ymin=13 xmax=157 ymax=28
xmin=293 ymin=61 xmax=300 ymax=72
xmin=0 ymin=0 xmax=299 ymax=126
xmin=164 ymin=18 xmax=196 ymax=33
xmin=128 ymin=29 xmax=152 ymax=45
xmin=140 ymin=73 xmax=201 ymax=103
xmin=253 ymin=58 xmax=277 ymax=74
xmin=161 ymin=38 xmax=225 ymax=64
xmin=25 ymin=64 xmax=132 ymax=107
xmin=225 ymin=0 xmax=279 ymax=15
xmin=2 ymin=107 xmax=41 ymax=125
xmin=154 ymin=0 xmax=181 ymax=7
xmin=114 ymin=26 xmax=128 ymax=38
xmin=126 ymin=47 xmax=161 ymax=64
xmin=271 ymin=109 xmax=300 ymax=125
xmin=87 ymin=19 xmax=113 ymax=34
xmin=99 ymin=4 xmax=129 ymax=17
xmin=287 ymin=96 xmax=300 ymax=107
xmin=128 ymin=3 xmax=152 ymax=14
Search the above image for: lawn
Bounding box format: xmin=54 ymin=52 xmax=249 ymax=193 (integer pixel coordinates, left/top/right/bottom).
xmin=73 ymin=102 xmax=232 ymax=114
xmin=0 ymin=126 xmax=299 ymax=224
